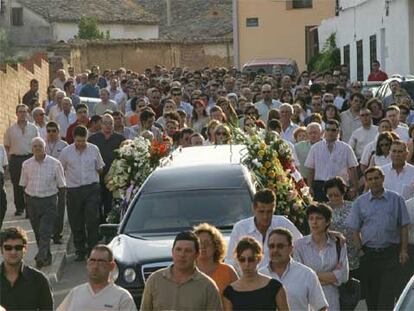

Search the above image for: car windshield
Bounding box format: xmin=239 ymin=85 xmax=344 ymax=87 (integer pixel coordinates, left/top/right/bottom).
xmin=243 ymin=64 xmax=294 ymax=76
xmin=123 ymin=189 xmax=252 ymax=234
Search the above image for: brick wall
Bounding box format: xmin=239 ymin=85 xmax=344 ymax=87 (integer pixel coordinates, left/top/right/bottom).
xmin=47 ymin=39 xmax=233 ymax=74
xmin=0 ymin=54 xmax=49 ymax=143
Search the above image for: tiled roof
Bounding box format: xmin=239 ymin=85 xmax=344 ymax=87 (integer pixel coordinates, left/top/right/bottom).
xmin=17 ymin=0 xmax=158 ymax=25
xmin=135 ymin=0 xmax=233 ymax=39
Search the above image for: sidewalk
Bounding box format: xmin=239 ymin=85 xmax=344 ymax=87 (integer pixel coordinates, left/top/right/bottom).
xmin=2 ymin=179 xmax=73 ymax=283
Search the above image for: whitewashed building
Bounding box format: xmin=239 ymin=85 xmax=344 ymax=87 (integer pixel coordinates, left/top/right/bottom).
xmin=0 ymin=0 xmax=159 ymax=46
xmin=318 ymin=0 xmax=414 ymax=81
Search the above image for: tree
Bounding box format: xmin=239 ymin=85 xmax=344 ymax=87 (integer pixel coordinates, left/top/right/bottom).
xmin=77 ymin=16 xmax=108 ymax=39
xmin=308 ymin=33 xmax=340 ymax=72
xmin=0 ymin=27 xmax=20 ymax=64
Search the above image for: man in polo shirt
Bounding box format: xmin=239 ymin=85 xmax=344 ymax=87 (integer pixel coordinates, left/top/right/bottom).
xmin=0 ymin=227 xmax=53 ymax=310
xmin=226 ymin=189 xmax=302 ymax=271
xmin=20 ymin=137 xmax=66 ymax=268
xmin=140 ymin=231 xmax=222 ymax=311
xmin=66 ymin=103 xmax=90 ymax=144
xmin=88 ymin=114 xmax=125 ymax=222
xmin=59 ymin=125 xmax=105 ymax=261
xmin=3 ymin=104 xmax=39 ymax=216
xmin=260 ymin=228 xmax=328 ymax=311
xmin=57 ymin=245 xmax=136 ymax=311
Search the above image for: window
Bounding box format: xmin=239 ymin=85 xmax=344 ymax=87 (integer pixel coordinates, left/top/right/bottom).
xmin=343 ymin=45 xmax=350 ymax=68
xmin=246 ymin=17 xmax=259 ymax=27
xmin=11 ymin=7 xmax=23 ymax=26
xmin=370 ymin=34 xmax=377 ymax=64
xmin=356 ymin=40 xmax=364 ymax=81
xmin=305 ymin=26 xmax=319 ymax=64
xmin=286 ymin=0 xmax=313 ymax=9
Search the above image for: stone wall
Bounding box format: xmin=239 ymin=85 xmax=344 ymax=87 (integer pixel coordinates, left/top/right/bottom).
xmin=0 ymin=53 xmax=49 ymax=143
xmin=48 ymin=39 xmax=233 ymax=74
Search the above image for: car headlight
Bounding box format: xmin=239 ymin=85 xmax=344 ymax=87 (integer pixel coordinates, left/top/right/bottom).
xmin=123 ymin=268 xmax=136 ymax=283
xmin=111 ymin=264 xmax=119 ymax=282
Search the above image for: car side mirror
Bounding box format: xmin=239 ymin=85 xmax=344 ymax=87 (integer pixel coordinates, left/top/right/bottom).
xmin=99 ymin=224 xmax=119 ymax=241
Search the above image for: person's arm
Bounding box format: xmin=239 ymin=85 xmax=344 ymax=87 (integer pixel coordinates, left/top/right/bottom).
xmin=119 ymin=291 xmax=138 ymax=311
xmin=316 ymin=272 xmax=337 ymax=285
xmin=347 ymin=166 xmax=359 ymax=199
xmin=275 ymin=286 xmax=290 ymax=311
xmin=400 ymin=225 xmax=409 ymax=264
xmin=352 ymin=230 xmax=363 ymax=253
xmin=206 ymin=283 xmax=223 ymax=311
xmin=38 ymin=275 xmax=54 ymax=311
xmin=408 ymin=141 xmax=414 ymax=165
xmin=139 ymin=277 xmax=153 ymax=311
xmin=308 ymin=271 xmax=329 ymax=311
xmin=223 ymin=297 xmax=233 ymax=311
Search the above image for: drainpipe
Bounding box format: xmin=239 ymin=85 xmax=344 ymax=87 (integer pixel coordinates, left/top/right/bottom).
xmin=166 ymin=0 xmax=171 ymax=27
xmin=232 ymin=0 xmax=240 ymax=68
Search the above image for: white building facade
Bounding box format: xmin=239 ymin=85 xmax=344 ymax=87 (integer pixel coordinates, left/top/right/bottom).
xmin=318 ymin=0 xmax=414 ymax=81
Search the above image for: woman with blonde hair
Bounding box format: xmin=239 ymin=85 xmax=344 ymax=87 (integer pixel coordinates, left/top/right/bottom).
xmin=214 ymin=124 xmax=232 ymax=145
xmin=194 ymin=223 xmax=238 ymax=294
xmin=217 ymin=97 xmax=238 ymax=127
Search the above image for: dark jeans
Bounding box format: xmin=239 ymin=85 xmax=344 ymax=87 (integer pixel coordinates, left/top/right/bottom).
xmin=100 ymin=178 xmax=112 ymax=224
xmin=26 ymin=194 xmax=57 ymax=263
xmin=53 ymin=190 xmax=66 ymax=239
xmin=0 ymin=172 xmax=7 ymax=228
xmin=361 ymin=245 xmax=400 ymax=311
xmin=67 ymin=183 xmax=101 ymax=256
xmin=9 ymin=155 xmax=31 ymax=213
xmin=312 ymin=180 xmax=328 ymax=202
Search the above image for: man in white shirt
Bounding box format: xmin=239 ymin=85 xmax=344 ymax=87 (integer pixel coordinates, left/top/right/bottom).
xmin=59 ymin=125 xmax=105 ymax=261
xmin=55 ymin=97 xmax=76 ymax=140
xmin=280 ymin=103 xmax=299 ymax=144
xmin=382 ymin=140 xmax=414 ymax=200
xmin=340 ymin=93 xmax=364 ymax=143
xmin=19 ymin=137 xmax=66 ymax=268
xmin=225 ymin=189 xmax=302 ymax=271
xmin=260 ymin=228 xmax=328 ymax=311
xmin=255 ymin=84 xmax=282 ymax=124
xmin=348 ymin=108 xmax=378 ymax=160
xmin=58 ymin=245 xmax=136 ymax=311
xmin=305 ymin=120 xmax=359 ymax=201
xmin=386 ymin=105 xmax=409 ymax=142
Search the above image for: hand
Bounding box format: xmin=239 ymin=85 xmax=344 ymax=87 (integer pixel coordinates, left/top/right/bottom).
xmin=347 ymin=187 xmax=358 ymax=199
xmin=328 ymin=230 xmax=346 ymax=245
xmin=399 ymin=251 xmax=409 ymax=264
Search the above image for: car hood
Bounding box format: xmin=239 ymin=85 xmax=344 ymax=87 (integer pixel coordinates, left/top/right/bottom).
xmin=109 ymin=233 xmax=175 ymax=264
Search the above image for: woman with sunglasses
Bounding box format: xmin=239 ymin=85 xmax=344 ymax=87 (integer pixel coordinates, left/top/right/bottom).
xmin=223 ymin=237 xmax=289 ymax=311
xmin=369 ymin=131 xmax=394 ymax=167
xmin=293 ymin=204 xmax=349 ymax=311
xmin=214 ymin=124 xmax=232 ymax=145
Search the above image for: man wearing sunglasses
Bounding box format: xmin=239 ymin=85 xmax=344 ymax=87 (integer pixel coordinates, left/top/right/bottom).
xmin=0 ymin=227 xmax=53 ymax=310
xmin=260 ymin=228 xmax=328 ymax=311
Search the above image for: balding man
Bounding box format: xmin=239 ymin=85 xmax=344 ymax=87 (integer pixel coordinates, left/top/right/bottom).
xmin=52 ymin=69 xmax=67 ymax=90
xmin=55 ymin=97 xmax=76 ymax=140
xmin=280 ymin=103 xmax=299 ymax=143
xmin=255 ymin=84 xmax=282 ymax=123
xmin=19 ymin=137 xmax=66 ymax=268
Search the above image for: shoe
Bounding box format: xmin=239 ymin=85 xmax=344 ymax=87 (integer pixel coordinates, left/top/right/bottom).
xmin=75 ymin=254 xmax=85 ymax=262
xmin=14 ymin=211 xmax=23 ymax=216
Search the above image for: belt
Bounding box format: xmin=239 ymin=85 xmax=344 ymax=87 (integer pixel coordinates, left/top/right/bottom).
xmin=68 ymin=182 xmax=99 ymax=190
xmin=363 ymin=244 xmax=398 ymax=253
xmin=25 ymin=193 xmax=58 ymax=199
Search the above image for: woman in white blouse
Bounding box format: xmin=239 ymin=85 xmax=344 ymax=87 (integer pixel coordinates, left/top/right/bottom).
xmin=369 ymin=131 xmax=395 ymax=167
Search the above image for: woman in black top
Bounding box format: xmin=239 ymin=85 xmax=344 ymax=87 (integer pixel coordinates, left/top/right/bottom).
xmin=223 ymin=237 xmax=289 ymax=311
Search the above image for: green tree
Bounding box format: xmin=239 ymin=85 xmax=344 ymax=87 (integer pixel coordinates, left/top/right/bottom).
xmin=77 ymin=16 xmax=107 ymax=39
xmin=308 ymin=33 xmax=340 ymax=72
xmin=0 ymin=27 xmax=20 ymax=64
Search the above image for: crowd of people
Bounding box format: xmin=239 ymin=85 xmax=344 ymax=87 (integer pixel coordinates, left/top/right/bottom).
xmin=0 ymin=60 xmax=414 ymax=310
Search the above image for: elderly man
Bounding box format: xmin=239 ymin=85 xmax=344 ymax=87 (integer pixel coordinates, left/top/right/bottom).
xmin=88 ymin=114 xmax=125 ymax=222
xmin=19 ymin=137 xmax=66 ymax=268
xmin=386 ymin=105 xmax=409 ymax=142
xmin=48 ymin=90 xmax=65 ymax=121
xmin=59 ymin=126 xmax=105 ymax=261
xmin=382 ymin=140 xmax=414 ymax=200
xmin=294 ymin=122 xmax=323 ymax=182
xmin=348 ymin=166 xmax=410 ymax=311
xmin=57 ymin=245 xmax=136 ymax=311
xmin=226 ymin=189 xmax=302 ymax=270
xmin=4 ymin=104 xmax=39 ymax=216
xmin=255 ymin=84 xmax=282 ymax=124
xmin=260 ymin=228 xmax=328 ymax=311
xmin=32 ymin=107 xmax=47 ymax=140
xmin=280 ymin=103 xmax=299 ymax=144
xmin=141 ymin=231 xmax=222 ymax=311
xmin=305 ymin=120 xmax=359 ymax=201
xmin=52 ymin=69 xmax=67 ymax=90
xmin=383 ymin=79 xmax=401 ymax=108
xmin=55 ymin=97 xmax=76 ymax=140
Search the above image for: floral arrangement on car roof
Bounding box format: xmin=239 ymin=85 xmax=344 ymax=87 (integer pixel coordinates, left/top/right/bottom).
xmin=105 ymin=136 xmax=171 ymax=223
xmin=232 ymin=127 xmax=313 ymax=231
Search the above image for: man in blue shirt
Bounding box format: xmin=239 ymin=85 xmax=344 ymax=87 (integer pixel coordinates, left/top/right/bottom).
xmin=79 ymin=73 xmax=100 ymax=98
xmin=348 ymin=166 xmax=410 ymax=311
